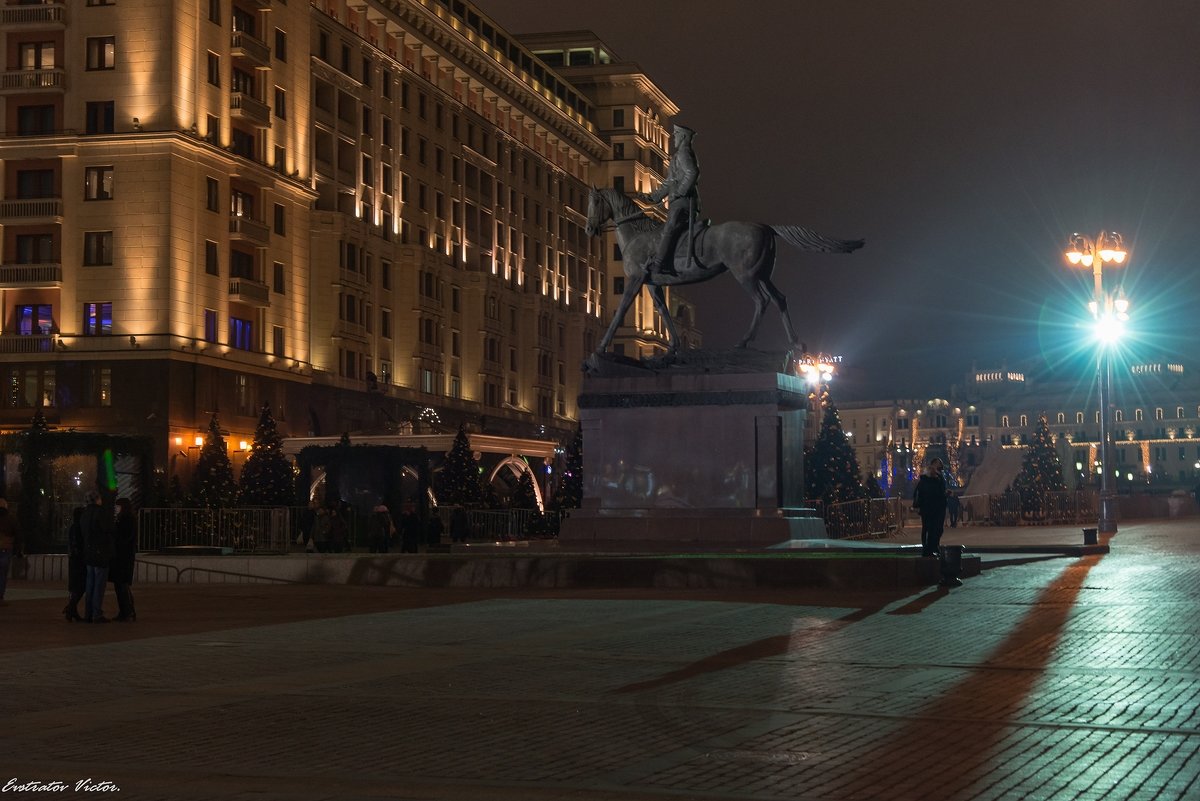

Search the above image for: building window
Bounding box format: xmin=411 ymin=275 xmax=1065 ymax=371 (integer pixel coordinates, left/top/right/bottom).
xmin=612 ymin=109 xmax=625 ymax=127
xmin=613 ymin=276 xmax=625 ymax=294
xmin=15 ymin=234 xmax=53 ymax=264
xmin=421 ymin=369 xmax=435 ymax=394
xmin=1115 ymin=410 xmax=1124 ymax=422
xmin=1019 ymin=414 xmax=1028 ymax=427
xmin=274 ymin=87 xmax=286 ymax=119
xmin=1135 ymin=409 xmax=1144 ymax=421
xmin=1001 ymin=415 xmax=1009 ymax=428
xmin=613 ymin=176 xmax=624 ymax=193
xmin=82 ymin=302 xmax=113 ymax=336
xmin=16 ymin=104 xmax=55 ymax=136
xmin=1056 ymin=412 xmax=1065 ymax=424
xmin=19 ymin=41 xmax=55 ymax=69
xmin=83 ymin=231 xmax=114 ymax=266
xmin=208 ymin=0 xmax=220 ymax=24
xmin=84 ymin=101 xmax=114 ymax=135
xmin=16 ymin=304 xmax=54 ymax=335
xmin=274 ymin=29 xmax=287 ymax=61
xmin=272 ymin=262 xmax=285 ymax=294
xmin=230 ymin=317 xmax=253 ymax=351
xmin=205 ymin=241 xmax=219 ymax=275
xmin=1076 ymin=412 xmax=1084 ymax=424
xmin=86 ymin=366 xmax=112 ymax=407
xmin=207 ymin=52 xmax=220 ymax=86
xmin=1155 ymin=408 xmax=1164 ymax=420
xmin=84 ymin=166 xmax=114 ymax=200
xmin=273 ymin=203 xmax=285 ymax=235
xmin=272 ymin=326 xmax=284 ymax=357
xmin=86 ymin=37 xmax=116 ymax=70
xmin=16 ymin=169 xmax=53 ymax=198
xmin=205 ymin=177 xmax=219 ymax=212
xmin=231 ymin=250 xmax=254 ymax=279
xmin=1177 ymin=406 xmax=1185 ymax=419
xmin=381 ymin=309 xmax=391 ymax=338
xmin=204 ymin=309 xmax=218 ymax=342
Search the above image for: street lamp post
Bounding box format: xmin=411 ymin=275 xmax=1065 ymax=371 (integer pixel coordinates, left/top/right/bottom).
xmin=1065 ymin=231 xmax=1129 ymax=535
xmin=796 ymin=351 xmax=836 ymax=421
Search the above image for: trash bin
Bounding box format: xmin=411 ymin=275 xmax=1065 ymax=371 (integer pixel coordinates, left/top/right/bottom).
xmin=1082 ymin=527 xmax=1098 ymax=545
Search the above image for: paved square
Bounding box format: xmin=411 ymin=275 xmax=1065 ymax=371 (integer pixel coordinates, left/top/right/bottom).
xmin=2 ymin=520 xmax=1198 ymax=800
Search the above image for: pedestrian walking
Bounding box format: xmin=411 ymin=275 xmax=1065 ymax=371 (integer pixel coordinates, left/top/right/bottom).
xmin=63 ymin=506 xmax=86 ymax=621
xmin=0 ymin=497 xmax=19 ymax=605
xmin=110 ymin=497 xmax=137 ymax=622
xmin=80 ymin=491 xmax=114 ymax=622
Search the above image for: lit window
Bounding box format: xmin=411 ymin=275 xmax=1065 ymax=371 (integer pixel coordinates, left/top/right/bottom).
xmin=17 ymin=304 xmax=54 ymax=336
xmin=84 ymin=166 xmax=114 ymax=200
xmin=86 ymin=37 xmax=116 ymax=71
xmin=230 ymin=317 xmax=253 ymax=351
xmin=82 ymin=302 xmax=113 ymax=336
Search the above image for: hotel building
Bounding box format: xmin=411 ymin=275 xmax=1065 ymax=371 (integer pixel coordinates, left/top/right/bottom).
xmin=0 ymin=0 xmax=682 ymax=489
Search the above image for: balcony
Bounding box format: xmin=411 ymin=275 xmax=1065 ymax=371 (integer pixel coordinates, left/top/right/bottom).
xmin=0 ymin=335 xmax=52 ymax=355
xmin=228 ymin=277 xmax=270 ymax=307
xmin=0 ymin=3 xmax=65 ymax=27
xmin=0 ymin=263 xmax=63 ymax=288
xmin=230 ymin=92 xmax=271 ymax=128
xmin=231 ymin=31 xmax=270 ymax=68
xmin=229 ymin=214 xmax=270 ymax=246
xmin=0 ymin=198 xmax=63 ymax=222
xmin=1 ymin=69 xmax=65 ymax=92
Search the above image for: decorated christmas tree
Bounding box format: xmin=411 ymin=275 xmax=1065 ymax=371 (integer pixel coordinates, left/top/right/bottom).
xmin=190 ymin=413 xmax=237 ymax=508
xmin=804 ymin=391 xmax=868 ymax=507
xmin=438 ymin=425 xmax=483 ymax=507
xmin=510 ymin=467 xmax=539 ymax=509
xmin=1011 ymin=414 xmax=1066 ymax=517
xmin=237 ymin=403 xmax=295 ymax=506
xmin=552 ymin=427 xmax=583 ymax=510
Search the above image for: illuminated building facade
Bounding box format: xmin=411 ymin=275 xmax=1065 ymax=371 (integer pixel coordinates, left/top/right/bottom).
xmin=840 ymin=362 xmax=1200 ymax=497
xmin=0 ymin=0 xmax=669 ymax=487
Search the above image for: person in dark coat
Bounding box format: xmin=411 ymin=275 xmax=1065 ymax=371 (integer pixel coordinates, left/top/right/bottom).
xmin=449 ymin=507 xmax=471 ymax=544
xmin=80 ymin=491 xmax=114 ymax=623
xmin=368 ymin=504 xmax=393 ymax=553
xmin=399 ymin=509 xmax=420 ymax=554
xmin=63 ymin=506 xmax=86 ymax=621
xmin=912 ymin=458 xmax=949 ymax=558
xmin=110 ymin=497 xmax=137 ymax=622
xmin=426 ymin=514 xmax=444 ymax=547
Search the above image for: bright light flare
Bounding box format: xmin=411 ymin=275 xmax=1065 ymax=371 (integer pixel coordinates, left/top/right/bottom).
xmin=1093 ymin=312 xmax=1125 ymax=345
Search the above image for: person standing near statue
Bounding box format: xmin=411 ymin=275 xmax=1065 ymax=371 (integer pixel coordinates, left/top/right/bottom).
xmin=638 ymin=124 xmax=701 ymax=278
xmin=912 ymin=459 xmax=949 ymax=558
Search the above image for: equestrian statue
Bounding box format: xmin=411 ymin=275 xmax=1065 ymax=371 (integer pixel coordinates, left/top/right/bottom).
xmin=585 ymin=124 xmax=864 ymax=359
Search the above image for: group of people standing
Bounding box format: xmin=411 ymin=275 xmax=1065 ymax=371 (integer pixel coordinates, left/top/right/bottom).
xmin=366 ymin=504 xmax=451 ymax=554
xmin=64 ymin=492 xmax=137 ymax=623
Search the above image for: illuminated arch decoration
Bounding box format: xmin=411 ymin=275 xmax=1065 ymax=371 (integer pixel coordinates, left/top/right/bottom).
xmin=488 ymin=456 xmax=544 ymax=511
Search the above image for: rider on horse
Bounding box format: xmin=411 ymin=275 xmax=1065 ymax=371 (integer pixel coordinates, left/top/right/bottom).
xmin=638 ymin=124 xmax=701 ymax=278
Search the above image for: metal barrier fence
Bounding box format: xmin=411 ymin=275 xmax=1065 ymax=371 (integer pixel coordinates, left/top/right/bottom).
xmin=139 ymin=507 xmax=293 ymax=553
xmin=823 ymin=490 xmax=1101 ymax=536
xmin=823 ymin=497 xmax=910 ymax=540
xmin=433 ymin=507 xmax=561 ymax=540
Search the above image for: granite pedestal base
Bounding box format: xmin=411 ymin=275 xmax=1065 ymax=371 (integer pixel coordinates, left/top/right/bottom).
xmin=561 ymin=354 xmax=818 ymax=550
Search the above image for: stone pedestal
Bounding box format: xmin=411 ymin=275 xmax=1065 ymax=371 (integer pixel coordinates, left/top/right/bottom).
xmin=561 ymin=353 xmax=825 ymax=549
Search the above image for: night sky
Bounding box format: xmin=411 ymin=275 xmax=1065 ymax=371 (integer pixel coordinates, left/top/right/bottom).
xmin=496 ymin=0 xmax=1200 ymax=399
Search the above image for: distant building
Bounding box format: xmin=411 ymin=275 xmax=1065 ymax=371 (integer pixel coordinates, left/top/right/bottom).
xmin=838 ymin=361 xmax=1200 ymax=497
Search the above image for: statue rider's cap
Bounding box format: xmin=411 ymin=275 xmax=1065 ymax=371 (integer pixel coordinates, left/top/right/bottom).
xmin=673 ymin=124 xmax=696 ymax=138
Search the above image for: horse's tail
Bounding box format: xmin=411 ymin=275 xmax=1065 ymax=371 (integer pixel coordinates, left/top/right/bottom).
xmin=770 ymin=225 xmax=865 ymax=254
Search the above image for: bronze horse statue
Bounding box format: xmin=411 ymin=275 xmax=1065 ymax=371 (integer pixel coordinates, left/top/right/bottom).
xmin=585 ymin=187 xmax=864 ymax=356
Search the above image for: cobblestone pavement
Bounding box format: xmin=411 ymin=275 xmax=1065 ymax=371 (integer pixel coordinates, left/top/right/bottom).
xmin=2 ymin=520 xmax=1198 ymax=801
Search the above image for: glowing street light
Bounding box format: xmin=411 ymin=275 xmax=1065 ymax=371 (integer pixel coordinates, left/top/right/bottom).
xmin=1064 ymin=230 xmax=1129 ymax=535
